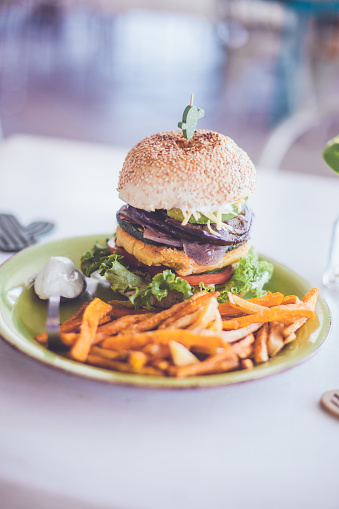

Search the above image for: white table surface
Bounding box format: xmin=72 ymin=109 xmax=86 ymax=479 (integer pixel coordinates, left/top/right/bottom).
xmin=0 ymin=134 xmax=339 ymax=509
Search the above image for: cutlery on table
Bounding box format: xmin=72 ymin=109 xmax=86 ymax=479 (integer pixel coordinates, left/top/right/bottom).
xmin=321 ymin=390 xmax=339 ymax=419
xmin=0 ymin=213 xmax=54 ymax=252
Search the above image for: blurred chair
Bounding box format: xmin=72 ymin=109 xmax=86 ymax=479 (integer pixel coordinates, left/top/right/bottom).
xmin=0 ymin=1 xmax=66 ymax=131
xmin=268 ymin=1 xmax=339 ymax=122
xmin=258 ymin=101 xmax=339 ymax=168
xmin=258 ymin=0 xmax=339 ymax=169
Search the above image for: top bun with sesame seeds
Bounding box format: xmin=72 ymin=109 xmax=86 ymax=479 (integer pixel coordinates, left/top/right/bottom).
xmin=118 ymin=129 xmax=256 ymax=212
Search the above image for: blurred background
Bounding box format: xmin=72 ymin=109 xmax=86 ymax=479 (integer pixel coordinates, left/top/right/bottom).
xmin=0 ymin=0 xmax=339 ymax=176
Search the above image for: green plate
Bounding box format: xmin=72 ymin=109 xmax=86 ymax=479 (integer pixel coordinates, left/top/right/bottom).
xmin=0 ymin=235 xmax=332 ymax=388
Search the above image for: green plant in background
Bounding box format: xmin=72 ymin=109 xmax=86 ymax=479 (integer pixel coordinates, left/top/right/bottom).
xmin=323 ymin=135 xmax=339 ymax=174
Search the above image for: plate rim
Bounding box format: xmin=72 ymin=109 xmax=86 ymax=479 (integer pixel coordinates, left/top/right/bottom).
xmin=0 ymin=235 xmax=332 ymax=389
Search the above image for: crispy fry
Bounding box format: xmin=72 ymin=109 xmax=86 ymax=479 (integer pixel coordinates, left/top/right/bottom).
xmin=222 ymin=304 xmax=314 ymax=330
xmin=36 ymin=286 xmax=320 ymax=378
xmin=282 ymin=317 xmax=306 ymax=338
xmin=231 ymin=333 xmax=255 ymax=359
xmin=157 ymin=292 xmax=220 ymax=330
xmin=254 ymin=323 xmax=269 ymax=363
xmin=141 ymin=343 xmax=160 ymax=355
xmin=228 ymin=293 xmax=267 ymax=314
xmin=35 ymin=302 xmax=90 ymax=344
xmin=96 ymin=313 xmax=154 ymax=339
xmin=107 ymin=300 xmax=134 ymax=309
xmin=89 ymin=346 xmax=128 ymax=360
xmin=109 ymin=307 xmax=155 ymax=318
xmin=267 ymin=322 xmax=285 ymax=357
xmin=218 ymin=292 xmax=284 ymax=316
xmin=206 ymin=310 xmax=223 ymax=331
xmin=57 ymin=305 xmax=151 ymax=334
xmin=302 ymin=287 xmax=319 ymax=311
xmin=284 ymin=332 xmax=297 ymax=344
xmin=171 ymin=349 xmax=239 ymax=377
xmin=36 ymin=303 xmax=119 ymax=344
xmin=87 ymin=354 xmax=163 ymax=375
xmin=61 ymin=314 xmax=112 ymax=336
xmin=187 ymin=298 xmax=219 ymax=331
xmin=141 ymin=343 xmax=170 ymax=361
xmin=59 ymin=332 xmax=79 ymax=347
xmin=35 ymin=332 xmax=48 ymax=345
xmin=165 ymin=309 xmax=201 ymax=329
xmin=282 ymin=288 xmax=319 ymax=337
xmin=151 ymin=359 xmax=170 ymax=371
xmin=191 ymin=345 xmax=223 ymax=356
xmin=241 ymin=359 xmax=254 ymax=369
xmin=60 ymin=303 xmax=89 ymax=332
xmin=281 ymin=295 xmax=299 ymax=305
xmin=129 ymin=351 xmax=148 ymax=370
xmin=53 ymin=312 xmax=155 ymax=347
xmin=122 ymin=291 xmax=208 ymax=333
xmin=70 ymin=299 xmax=112 ymax=362
xmin=200 ymin=323 xmax=263 ymax=343
xmin=101 ymin=329 xmax=225 ymax=351
xmin=169 ymin=340 xmax=199 ymax=367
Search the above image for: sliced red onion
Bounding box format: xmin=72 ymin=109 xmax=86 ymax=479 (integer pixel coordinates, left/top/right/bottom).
xmin=143 ymin=227 xmax=183 ymax=248
xmin=117 ymin=205 xmax=250 ymax=266
xmin=182 ymin=241 xmax=228 ymax=265
xmin=118 ymin=205 xmax=253 ymax=247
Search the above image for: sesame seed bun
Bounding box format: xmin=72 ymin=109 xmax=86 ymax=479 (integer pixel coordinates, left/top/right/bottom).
xmin=118 ymin=129 xmax=256 ymax=212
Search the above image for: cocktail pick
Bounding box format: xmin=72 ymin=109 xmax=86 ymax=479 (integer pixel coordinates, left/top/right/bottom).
xmin=178 ymin=93 xmax=205 ymax=140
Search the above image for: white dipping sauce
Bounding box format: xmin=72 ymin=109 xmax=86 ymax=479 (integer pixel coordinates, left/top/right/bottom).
xmin=34 ymin=256 xmax=84 ymax=300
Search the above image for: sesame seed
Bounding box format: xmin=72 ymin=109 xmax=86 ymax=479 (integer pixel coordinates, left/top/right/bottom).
xmin=117 ymin=129 xmax=256 ymax=211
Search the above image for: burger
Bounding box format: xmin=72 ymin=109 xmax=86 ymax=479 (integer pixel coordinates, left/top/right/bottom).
xmin=81 ymin=129 xmax=273 ymax=307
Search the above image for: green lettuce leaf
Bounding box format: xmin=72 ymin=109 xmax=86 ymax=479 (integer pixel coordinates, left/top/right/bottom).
xmin=128 ymin=270 xmax=193 ymax=309
xmin=217 ymin=249 xmax=273 ymax=302
xmin=102 ymin=254 xmax=145 ymax=293
xmin=99 ymin=253 xmax=193 ymax=308
xmin=80 ymin=242 xmax=111 ymax=277
xmin=80 ymin=242 xmax=273 ymax=308
xmin=195 ymin=282 xmax=215 ymax=293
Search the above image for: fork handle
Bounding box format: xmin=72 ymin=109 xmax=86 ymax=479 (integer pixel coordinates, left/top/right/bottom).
xmin=47 ymin=295 xmax=67 ymax=351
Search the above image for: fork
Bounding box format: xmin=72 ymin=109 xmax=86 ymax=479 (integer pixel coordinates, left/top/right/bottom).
xmin=0 ymin=214 xmax=54 ymax=252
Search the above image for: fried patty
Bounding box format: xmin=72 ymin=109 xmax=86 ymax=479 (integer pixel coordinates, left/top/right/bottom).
xmin=115 ymin=226 xmax=251 ymax=276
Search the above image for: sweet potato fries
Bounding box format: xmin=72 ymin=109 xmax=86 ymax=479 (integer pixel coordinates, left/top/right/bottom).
xmin=35 ymin=288 xmax=319 ymax=377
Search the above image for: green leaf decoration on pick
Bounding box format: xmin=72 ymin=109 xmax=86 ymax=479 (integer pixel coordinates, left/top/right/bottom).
xmin=323 ymin=135 xmax=339 ymax=174
xmin=178 ymin=105 xmax=205 ymax=140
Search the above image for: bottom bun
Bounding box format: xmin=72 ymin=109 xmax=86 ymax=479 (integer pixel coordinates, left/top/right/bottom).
xmin=115 ymin=226 xmax=251 ymax=276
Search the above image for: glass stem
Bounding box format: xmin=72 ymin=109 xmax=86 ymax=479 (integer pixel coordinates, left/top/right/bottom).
xmin=323 ymin=215 xmax=339 ymax=290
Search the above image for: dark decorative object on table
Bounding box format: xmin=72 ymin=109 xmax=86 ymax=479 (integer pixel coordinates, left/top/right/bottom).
xmin=0 ymin=214 xmax=54 ymax=252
